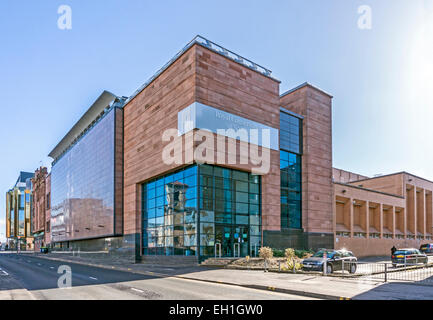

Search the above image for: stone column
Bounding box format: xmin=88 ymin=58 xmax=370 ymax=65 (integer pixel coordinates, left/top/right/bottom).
xmin=378 ymin=203 xmax=383 ymax=239
xmin=349 ymin=198 xmax=354 ymax=237
xmin=414 ymin=187 xmax=417 ymax=237
xmin=422 ymin=189 xmax=427 ymax=238
xmin=366 ymin=201 xmax=370 ymax=238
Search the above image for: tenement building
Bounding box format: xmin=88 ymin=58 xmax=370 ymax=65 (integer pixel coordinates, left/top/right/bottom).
xmin=31 ymin=167 xmax=50 ymax=251
xmin=42 ymin=35 xmax=432 ymax=262
xmin=5 ymin=172 xmax=34 ymax=250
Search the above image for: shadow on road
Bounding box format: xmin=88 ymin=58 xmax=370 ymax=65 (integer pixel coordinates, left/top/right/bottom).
xmin=0 ymin=253 xmax=218 ymax=291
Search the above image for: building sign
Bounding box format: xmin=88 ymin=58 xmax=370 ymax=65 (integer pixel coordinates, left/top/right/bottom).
xmin=178 ymin=102 xmax=279 ymax=151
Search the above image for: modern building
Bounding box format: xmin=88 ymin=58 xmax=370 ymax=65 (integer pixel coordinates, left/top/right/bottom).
xmin=122 ymin=36 xmax=333 ymax=264
xmin=45 ymin=36 xmax=332 ymax=263
xmin=48 ymin=91 xmax=126 ymax=253
xmin=5 ymin=172 xmax=34 ymax=250
xmin=43 ymin=35 xmax=433 ymax=262
xmin=31 ymin=167 xmax=50 ymax=251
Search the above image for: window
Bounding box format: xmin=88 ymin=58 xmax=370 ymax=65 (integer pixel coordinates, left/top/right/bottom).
xmin=142 ymin=164 xmax=261 ymax=259
xmin=46 ymin=193 xmax=51 ymax=210
xmin=18 ymin=210 xmax=25 ymax=236
xmin=280 ymin=112 xmax=302 ymax=230
xmin=19 ymin=195 xmax=25 ymax=208
xmin=142 ymin=166 xmax=198 ymax=256
xmin=280 ymin=150 xmax=301 ymax=229
xmin=280 ymin=112 xmax=302 ymax=154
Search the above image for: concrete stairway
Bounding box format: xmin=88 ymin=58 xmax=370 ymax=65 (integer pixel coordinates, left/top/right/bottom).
xmin=140 ymin=255 xmax=198 ymax=267
xmin=200 ymin=257 xmax=240 ymax=267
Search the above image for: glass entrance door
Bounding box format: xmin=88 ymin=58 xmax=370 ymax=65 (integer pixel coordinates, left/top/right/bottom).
xmin=233 ymin=226 xmax=249 ymax=257
xmin=215 ymin=225 xmax=233 ymax=257
xmin=215 ymin=224 xmax=249 ymax=257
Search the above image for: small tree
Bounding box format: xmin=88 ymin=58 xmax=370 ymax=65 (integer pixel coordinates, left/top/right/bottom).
xmin=259 ymin=247 xmax=273 ymax=272
xmin=285 ymin=248 xmax=296 ymax=272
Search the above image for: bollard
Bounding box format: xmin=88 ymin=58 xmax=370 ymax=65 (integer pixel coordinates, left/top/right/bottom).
xmin=323 ymin=252 xmax=328 ymax=276
xmin=384 ymin=263 xmax=388 ymax=282
xmin=278 ymin=260 xmax=281 ymax=272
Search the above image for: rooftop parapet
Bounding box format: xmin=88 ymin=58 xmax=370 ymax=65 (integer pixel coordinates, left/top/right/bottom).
xmin=125 ymin=35 xmax=276 ymax=106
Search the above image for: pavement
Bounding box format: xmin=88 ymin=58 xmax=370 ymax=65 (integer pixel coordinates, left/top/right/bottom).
xmin=2 ymin=251 xmax=433 ymax=300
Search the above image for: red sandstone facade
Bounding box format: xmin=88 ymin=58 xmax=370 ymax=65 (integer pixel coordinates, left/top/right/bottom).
xmin=334 ymin=171 xmax=433 ymax=257
xmin=123 ymin=41 xmax=335 ymax=259
xmin=280 ymin=85 xmax=334 ymax=240
xmin=31 ymin=167 xmax=49 ymax=250
xmin=45 ymin=173 xmax=51 ymax=246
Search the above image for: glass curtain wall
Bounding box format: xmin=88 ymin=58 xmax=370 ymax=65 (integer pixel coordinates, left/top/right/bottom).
xmin=50 ymin=108 xmax=117 ymax=243
xmin=142 ymin=164 xmax=261 ymax=259
xmin=280 ymin=111 xmax=303 ymax=229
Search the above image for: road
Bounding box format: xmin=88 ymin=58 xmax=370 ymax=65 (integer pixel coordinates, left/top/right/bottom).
xmin=0 ymin=253 xmax=314 ymax=300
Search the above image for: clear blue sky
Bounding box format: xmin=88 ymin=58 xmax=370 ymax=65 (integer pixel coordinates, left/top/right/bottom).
xmin=1 ymin=0 xmax=432 ymax=242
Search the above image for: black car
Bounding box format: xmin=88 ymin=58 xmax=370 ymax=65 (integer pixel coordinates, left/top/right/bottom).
xmin=391 ymin=248 xmax=428 ymax=267
xmin=302 ymin=249 xmax=358 ymax=274
xmin=420 ymin=244 xmax=433 ymax=255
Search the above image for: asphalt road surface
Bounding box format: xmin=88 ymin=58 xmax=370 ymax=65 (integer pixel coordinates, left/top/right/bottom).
xmin=0 ymin=254 xmax=314 ymax=300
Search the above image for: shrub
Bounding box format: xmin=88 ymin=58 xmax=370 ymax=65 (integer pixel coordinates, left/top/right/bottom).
xmin=259 ymin=246 xmax=273 ymax=260
xmin=272 ymin=249 xmax=285 ymax=257
xmin=294 ymin=249 xmax=314 ymax=259
xmin=285 ymin=248 xmax=296 ymax=259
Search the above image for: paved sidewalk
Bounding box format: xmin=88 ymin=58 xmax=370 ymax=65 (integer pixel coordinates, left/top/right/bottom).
xmin=28 ymin=252 xmax=433 ymax=300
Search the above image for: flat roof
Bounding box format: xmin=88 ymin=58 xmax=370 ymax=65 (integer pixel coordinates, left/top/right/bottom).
xmin=279 ymin=107 xmax=304 ymax=119
xmin=124 ymin=35 xmax=279 ymax=107
xmin=48 ymin=91 xmax=120 ymax=160
xmin=334 ymin=182 xmax=404 ymax=199
xmin=15 ymin=172 xmax=34 ymax=188
xmin=349 ymin=171 xmax=433 ymax=186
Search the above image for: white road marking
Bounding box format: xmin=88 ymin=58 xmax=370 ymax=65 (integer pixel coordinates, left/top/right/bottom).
xmin=0 ymin=268 xmax=8 ymax=276
xmin=89 ymin=276 xmax=98 ymax=280
xmin=50 ymin=267 xmax=55 ymax=269
xmin=131 ymin=288 xmax=144 ymax=293
xmin=37 ymin=263 xmax=42 ymax=266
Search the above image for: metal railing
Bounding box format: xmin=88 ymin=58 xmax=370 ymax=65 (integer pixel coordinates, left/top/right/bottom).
xmin=214 ymin=242 xmax=221 ymax=258
xmin=233 ymin=243 xmax=240 ymax=258
xmin=252 ymin=244 xmax=259 ymax=257
xmin=334 ymin=260 xmax=433 ymax=285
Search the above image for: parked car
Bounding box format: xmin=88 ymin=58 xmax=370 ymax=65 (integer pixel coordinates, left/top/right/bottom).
xmin=420 ymin=243 xmax=433 ymax=255
xmin=391 ymin=248 xmax=428 ymax=267
xmin=302 ymin=249 xmax=358 ymax=274
xmin=40 ymin=247 xmax=49 ymax=254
